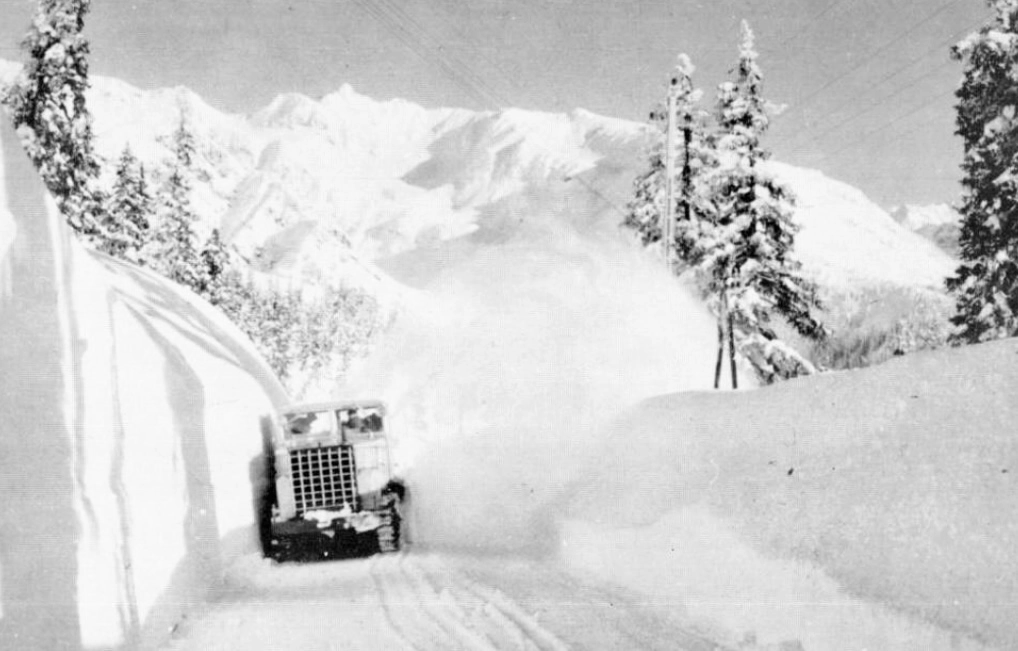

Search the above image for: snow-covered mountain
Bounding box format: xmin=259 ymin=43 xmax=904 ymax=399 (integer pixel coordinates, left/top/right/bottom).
xmin=0 ymin=61 xmax=954 ymax=302
xmin=890 ymin=203 xmax=961 ymax=257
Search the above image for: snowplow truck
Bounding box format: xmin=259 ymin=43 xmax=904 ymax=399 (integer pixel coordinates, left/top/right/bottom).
xmin=267 ymin=401 xmax=404 ymax=559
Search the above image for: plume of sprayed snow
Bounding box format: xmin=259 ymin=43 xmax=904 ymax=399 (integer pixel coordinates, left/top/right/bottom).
xmin=343 ymin=178 xmax=724 ymax=556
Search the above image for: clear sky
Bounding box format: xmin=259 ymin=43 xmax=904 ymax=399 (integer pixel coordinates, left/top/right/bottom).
xmin=0 ymin=0 xmax=992 ymax=208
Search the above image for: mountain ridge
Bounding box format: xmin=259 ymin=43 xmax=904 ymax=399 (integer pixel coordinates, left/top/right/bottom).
xmin=0 ymin=59 xmax=955 ymax=305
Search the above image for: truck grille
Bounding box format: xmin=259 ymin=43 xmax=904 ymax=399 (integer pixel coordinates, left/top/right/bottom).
xmin=290 ymin=445 xmax=358 ymax=514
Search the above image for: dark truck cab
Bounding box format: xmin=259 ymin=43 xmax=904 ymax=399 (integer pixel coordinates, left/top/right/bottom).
xmin=267 ymin=400 xmax=405 ymax=559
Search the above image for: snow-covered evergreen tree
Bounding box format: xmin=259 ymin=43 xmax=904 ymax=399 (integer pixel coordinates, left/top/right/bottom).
xmin=623 ymin=53 xmax=709 ymax=266
xmin=699 ymin=21 xmax=825 ymax=387
xmin=198 ymin=227 xmax=230 ymax=300
xmin=622 ymin=27 xmax=823 ymax=387
xmin=98 ymin=146 xmax=153 ymax=262
xmin=3 ymin=0 xmax=106 ymax=239
xmin=148 ymin=119 xmax=204 ymax=291
xmin=169 ymin=115 xmax=197 ymax=170
xmin=946 ymin=1 xmax=1018 ymax=344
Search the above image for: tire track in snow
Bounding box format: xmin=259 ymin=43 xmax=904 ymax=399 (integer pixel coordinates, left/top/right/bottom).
xmin=410 ymin=554 xmax=570 ymax=651
xmin=440 ymin=555 xmax=732 ymax=651
xmin=368 ymin=554 xmax=427 ymax=651
xmin=164 ymin=551 xmax=732 ymax=651
xmin=370 ymin=553 xmax=497 ymax=650
xmin=370 ymin=553 xmax=570 ymax=651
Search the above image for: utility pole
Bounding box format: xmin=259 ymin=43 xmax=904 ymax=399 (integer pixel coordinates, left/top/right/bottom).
xmin=663 ymin=90 xmax=677 ymax=271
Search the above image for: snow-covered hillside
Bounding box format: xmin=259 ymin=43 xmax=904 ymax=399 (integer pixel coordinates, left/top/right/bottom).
xmin=0 ymin=119 xmax=289 ymax=649
xmin=769 ymin=163 xmax=955 ymax=289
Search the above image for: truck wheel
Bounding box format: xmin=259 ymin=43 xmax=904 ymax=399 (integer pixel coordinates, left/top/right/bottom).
xmin=376 ymin=504 xmax=401 ymax=553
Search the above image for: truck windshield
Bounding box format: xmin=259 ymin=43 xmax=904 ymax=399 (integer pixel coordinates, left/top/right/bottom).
xmin=286 ymin=411 xmax=333 ymax=436
xmin=339 ymin=406 xmax=384 ymax=439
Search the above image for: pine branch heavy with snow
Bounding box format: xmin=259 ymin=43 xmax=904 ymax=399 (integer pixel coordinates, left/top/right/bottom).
xmin=3 ymin=0 xmax=106 ymax=240
xmin=947 ymin=0 xmax=1018 ymax=344
xmin=623 ymin=53 xmax=710 ymax=264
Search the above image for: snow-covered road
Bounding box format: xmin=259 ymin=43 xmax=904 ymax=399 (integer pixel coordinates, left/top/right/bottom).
xmin=160 ymin=550 xmax=728 ymax=651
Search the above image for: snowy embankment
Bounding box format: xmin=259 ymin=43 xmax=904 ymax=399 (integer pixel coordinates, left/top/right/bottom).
xmin=563 ymin=338 xmax=1017 ymax=650
xmin=0 ymin=121 xmax=289 ymax=649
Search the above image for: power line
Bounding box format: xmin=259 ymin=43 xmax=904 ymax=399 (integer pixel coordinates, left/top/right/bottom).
xmin=780 ymin=0 xmax=969 ymax=120
xmin=356 ymin=0 xmax=971 ymax=210
xmin=351 ymin=0 xmax=633 ymax=219
xmin=775 ymin=19 xmax=978 ymax=152
xmin=779 ymin=58 xmax=956 ymax=153
xmin=351 ymin=0 xmax=502 ymax=108
xmin=768 ymin=0 xmax=852 ymax=55
xmin=825 ymin=85 xmax=957 ymax=159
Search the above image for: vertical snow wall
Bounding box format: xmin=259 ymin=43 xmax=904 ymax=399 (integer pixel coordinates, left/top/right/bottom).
xmin=0 ymin=122 xmax=289 ymax=649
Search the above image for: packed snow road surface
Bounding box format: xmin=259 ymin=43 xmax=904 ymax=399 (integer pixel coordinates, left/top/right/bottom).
xmin=160 ymin=551 xmax=728 ymax=651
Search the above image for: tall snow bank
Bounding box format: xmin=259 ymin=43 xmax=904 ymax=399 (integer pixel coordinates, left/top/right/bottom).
xmin=566 ymin=339 xmax=1018 ymax=650
xmin=0 ymin=122 xmax=289 ymax=650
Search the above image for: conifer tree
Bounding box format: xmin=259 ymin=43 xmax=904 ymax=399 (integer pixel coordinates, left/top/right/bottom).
xmin=99 ymin=146 xmax=153 ymax=262
xmin=198 ymin=228 xmax=230 ymax=300
xmin=3 ymin=0 xmax=105 ymax=239
xmin=698 ymin=21 xmax=824 ymax=387
xmin=169 ymin=116 xmax=197 ymax=170
xmin=623 ymin=54 xmax=708 ymax=265
xmin=946 ymin=1 xmax=1018 ymax=344
xmin=149 ymin=118 xmax=203 ymax=291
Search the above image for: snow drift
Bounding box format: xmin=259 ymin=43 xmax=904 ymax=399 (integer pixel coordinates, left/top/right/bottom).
xmin=565 ymin=338 xmax=1018 ymax=650
xmin=0 ymin=121 xmax=289 ymax=649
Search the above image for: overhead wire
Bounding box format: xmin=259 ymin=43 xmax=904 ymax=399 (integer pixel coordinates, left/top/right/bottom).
xmin=350 ymin=0 xmax=501 ymax=108
xmin=781 ymin=59 xmax=957 ymax=152
xmin=769 ymin=1 xmax=984 ymax=166
xmin=351 ymin=0 xmax=634 ymax=218
xmin=354 ymin=0 xmax=977 ymax=212
xmin=768 ymin=0 xmax=853 ymax=55
xmin=789 ymin=16 xmax=981 ymax=158
xmin=823 ymin=85 xmax=957 ymax=161
xmin=776 ymin=18 xmax=979 ymax=152
xmin=780 ymin=0 xmax=969 ymax=120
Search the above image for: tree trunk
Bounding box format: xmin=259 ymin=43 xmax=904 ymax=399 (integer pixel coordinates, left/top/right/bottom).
xmin=728 ymin=311 xmax=738 ymax=389
xmin=714 ymin=290 xmax=726 ymax=389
